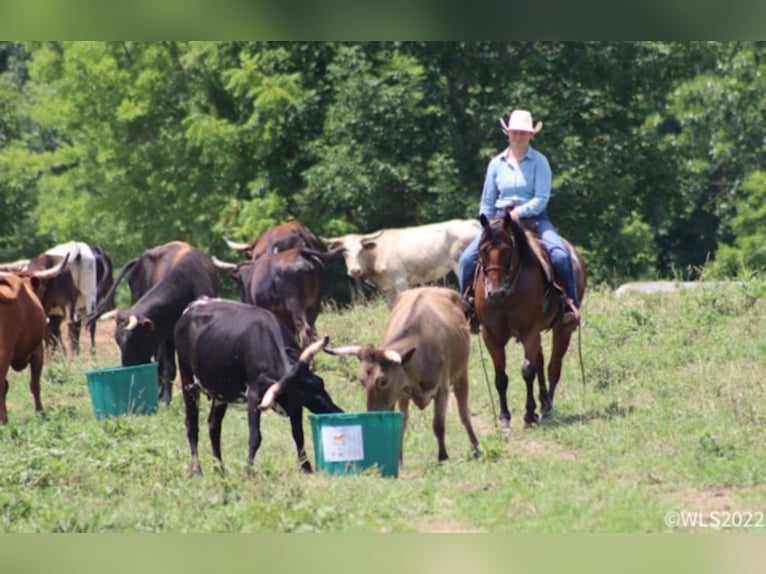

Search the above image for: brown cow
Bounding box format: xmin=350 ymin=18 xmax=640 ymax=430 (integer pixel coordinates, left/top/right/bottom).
xmin=326 ymin=286 xmax=480 ymax=463
xmin=213 ymin=246 xmax=343 ymax=348
xmin=0 ymin=257 xmax=69 ymax=424
xmin=0 ymin=242 xmax=98 ymax=355
xmin=224 ymin=220 xmax=321 ymax=261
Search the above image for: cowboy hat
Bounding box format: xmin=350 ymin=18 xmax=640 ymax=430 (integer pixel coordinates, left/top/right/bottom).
xmin=499 ymin=109 xmax=542 ymax=135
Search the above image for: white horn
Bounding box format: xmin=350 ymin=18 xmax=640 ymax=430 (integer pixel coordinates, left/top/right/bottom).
xmin=97 ymin=309 xmax=119 ymax=322
xmin=211 ymin=256 xmax=238 ymax=271
xmin=324 ymin=345 xmax=362 ymax=357
xmin=0 ymin=259 xmax=30 ymax=272
xmin=361 ymin=230 xmax=383 ymax=242
xmin=223 ymin=237 xmax=252 ymax=251
xmin=382 ymin=349 xmax=403 ymax=364
xmin=124 ymin=315 xmax=139 ymax=331
xmin=298 ymin=335 xmax=329 ymax=363
xmin=31 ymin=253 xmax=70 ymax=280
xmin=258 ymin=382 xmax=282 ymax=411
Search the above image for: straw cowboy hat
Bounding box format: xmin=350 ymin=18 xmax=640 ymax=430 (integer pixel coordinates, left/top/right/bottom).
xmin=499 ymin=109 xmax=543 ymax=135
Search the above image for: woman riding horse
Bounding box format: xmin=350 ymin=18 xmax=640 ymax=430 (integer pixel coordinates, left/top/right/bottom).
xmin=458 ymin=109 xmax=580 ymax=333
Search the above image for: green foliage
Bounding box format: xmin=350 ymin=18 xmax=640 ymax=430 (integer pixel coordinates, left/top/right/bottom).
xmin=584 ymin=210 xmax=659 ymax=284
xmin=0 ymin=41 xmax=764 ymax=285
xmin=300 ymin=45 xmax=439 ymax=232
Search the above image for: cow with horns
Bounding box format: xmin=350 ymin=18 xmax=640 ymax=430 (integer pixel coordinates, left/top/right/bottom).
xmin=174 ymin=297 xmax=344 ymax=475
xmin=212 ymin=246 xmax=343 ymax=348
xmin=89 ymin=241 xmax=218 ymax=404
xmin=321 ymin=219 xmax=480 ymax=307
xmin=0 ymin=241 xmax=102 ymax=355
xmin=326 ymin=286 xmax=480 ymax=463
xmin=0 ymin=256 xmax=69 ymax=424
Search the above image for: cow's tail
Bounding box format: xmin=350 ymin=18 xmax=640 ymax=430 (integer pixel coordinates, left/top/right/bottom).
xmin=86 ymin=256 xmax=139 ymax=325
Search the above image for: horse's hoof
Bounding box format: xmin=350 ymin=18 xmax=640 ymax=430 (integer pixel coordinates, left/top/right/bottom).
xmin=524 ymin=412 xmax=539 ymax=425
xmin=499 ymin=416 xmax=511 ymax=430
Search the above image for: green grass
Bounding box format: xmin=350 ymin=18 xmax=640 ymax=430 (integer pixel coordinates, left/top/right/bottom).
xmin=2 ymin=281 xmax=765 ymax=532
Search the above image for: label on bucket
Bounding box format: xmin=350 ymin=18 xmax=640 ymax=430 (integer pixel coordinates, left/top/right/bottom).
xmin=321 ymin=425 xmax=364 ymax=462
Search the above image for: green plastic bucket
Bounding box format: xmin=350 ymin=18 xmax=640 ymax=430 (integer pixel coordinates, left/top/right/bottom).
xmin=85 ymin=362 xmax=159 ymax=420
xmin=309 ymin=411 xmax=404 ymax=478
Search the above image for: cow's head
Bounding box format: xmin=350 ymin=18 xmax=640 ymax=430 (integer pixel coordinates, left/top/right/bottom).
xmin=211 ymin=257 xmax=255 ymax=304
xmin=321 ymin=231 xmax=382 ymax=279
xmin=324 ymin=343 xmax=416 ymax=411
xmin=114 ymin=309 xmax=157 ymax=366
xmin=258 ymin=336 xmax=343 ymax=415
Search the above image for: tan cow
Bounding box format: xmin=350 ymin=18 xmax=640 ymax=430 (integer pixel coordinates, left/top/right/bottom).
xmin=321 ymin=219 xmax=480 ymax=307
xmin=326 ymin=286 xmax=480 ymax=463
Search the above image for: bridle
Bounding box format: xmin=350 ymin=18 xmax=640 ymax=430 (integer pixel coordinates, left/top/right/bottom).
xmin=479 ymin=229 xmax=521 ymax=297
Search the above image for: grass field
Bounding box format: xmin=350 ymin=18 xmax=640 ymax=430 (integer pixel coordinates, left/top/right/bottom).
xmin=1 ymin=280 xmax=765 ymax=532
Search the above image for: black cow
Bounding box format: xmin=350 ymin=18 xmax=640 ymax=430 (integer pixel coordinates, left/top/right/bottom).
xmin=174 ymin=297 xmax=343 ymax=475
xmin=90 ymin=241 xmax=218 ymax=404
xmin=212 ymin=247 xmax=343 ymax=348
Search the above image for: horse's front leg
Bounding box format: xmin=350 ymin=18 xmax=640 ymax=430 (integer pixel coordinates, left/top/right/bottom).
xmin=482 ymin=332 xmax=511 ymax=429
xmin=521 ymin=331 xmax=543 ymax=425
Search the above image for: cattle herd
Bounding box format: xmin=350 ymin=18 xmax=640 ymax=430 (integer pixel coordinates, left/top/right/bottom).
xmin=0 ymin=217 xmax=573 ymax=474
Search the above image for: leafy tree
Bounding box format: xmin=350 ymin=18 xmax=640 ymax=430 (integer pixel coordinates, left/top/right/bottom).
xmin=1 ymin=41 xmax=762 ymax=290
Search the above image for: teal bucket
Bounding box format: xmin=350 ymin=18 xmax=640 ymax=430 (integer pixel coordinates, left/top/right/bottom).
xmin=85 ymin=362 xmax=159 ymax=420
xmin=309 ymin=411 xmax=404 ymax=478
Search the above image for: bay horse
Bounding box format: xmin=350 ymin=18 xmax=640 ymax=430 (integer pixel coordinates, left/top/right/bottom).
xmin=474 ymin=212 xmax=586 ymax=428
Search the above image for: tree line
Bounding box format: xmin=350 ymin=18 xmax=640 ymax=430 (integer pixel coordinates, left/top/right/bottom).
xmin=1 ymin=41 xmax=764 ymax=288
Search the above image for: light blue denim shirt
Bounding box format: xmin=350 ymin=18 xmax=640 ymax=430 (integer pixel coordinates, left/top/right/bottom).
xmin=478 ymin=146 xmax=552 ymax=219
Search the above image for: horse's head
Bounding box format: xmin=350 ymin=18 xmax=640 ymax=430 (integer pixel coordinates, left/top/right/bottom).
xmin=478 ymin=212 xmax=523 ymax=302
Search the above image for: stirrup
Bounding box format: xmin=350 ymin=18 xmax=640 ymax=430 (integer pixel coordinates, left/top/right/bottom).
xmin=461 ymin=293 xmax=480 ymax=334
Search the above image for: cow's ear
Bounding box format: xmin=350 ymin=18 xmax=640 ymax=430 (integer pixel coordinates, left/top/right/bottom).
xmin=362 ymin=241 xmax=377 ymax=251
xmin=140 ymin=317 xmax=156 ymax=331
xmin=400 ymin=347 xmax=416 ymax=365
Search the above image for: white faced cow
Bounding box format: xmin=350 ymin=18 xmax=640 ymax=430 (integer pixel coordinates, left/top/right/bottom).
xmin=321 ymin=219 xmax=480 ymax=307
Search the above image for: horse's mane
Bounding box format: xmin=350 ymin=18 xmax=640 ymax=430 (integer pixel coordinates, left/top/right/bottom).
xmin=484 ymin=214 xmax=536 ymax=268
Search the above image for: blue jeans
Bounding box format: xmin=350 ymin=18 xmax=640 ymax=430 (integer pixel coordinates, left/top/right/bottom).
xmin=458 ymin=212 xmax=579 ymax=307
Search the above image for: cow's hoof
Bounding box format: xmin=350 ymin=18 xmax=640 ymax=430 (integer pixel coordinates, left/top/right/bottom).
xmin=524 ymin=412 xmax=539 ymax=426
